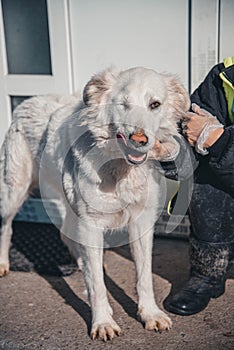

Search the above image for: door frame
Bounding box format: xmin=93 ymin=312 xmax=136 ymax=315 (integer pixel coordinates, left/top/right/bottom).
xmin=0 ymin=0 xmax=74 ymax=146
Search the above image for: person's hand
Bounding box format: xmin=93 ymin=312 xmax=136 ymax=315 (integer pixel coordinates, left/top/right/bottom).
xmin=182 ymin=111 xmax=207 ymax=146
xmin=150 ymin=137 xmax=179 ymax=161
xmin=182 ymin=104 xmax=224 ymax=153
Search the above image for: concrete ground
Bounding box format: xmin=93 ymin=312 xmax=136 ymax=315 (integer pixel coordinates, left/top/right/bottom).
xmin=0 ymin=222 xmax=233 ymax=350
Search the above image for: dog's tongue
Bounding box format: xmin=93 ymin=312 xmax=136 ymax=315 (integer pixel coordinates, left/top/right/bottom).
xmin=116 ymin=133 xmax=127 ymax=145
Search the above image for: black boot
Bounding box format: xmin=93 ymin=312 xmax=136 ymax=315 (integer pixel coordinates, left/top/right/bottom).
xmin=163 ymin=236 xmax=232 ymax=316
xmin=163 ymin=273 xmax=226 ymax=316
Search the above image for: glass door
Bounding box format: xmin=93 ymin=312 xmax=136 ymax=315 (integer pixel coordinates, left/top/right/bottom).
xmin=0 ymin=0 xmax=73 ymax=147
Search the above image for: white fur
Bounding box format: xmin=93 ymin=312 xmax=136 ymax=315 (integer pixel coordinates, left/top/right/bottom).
xmin=0 ymin=67 xmax=190 ymax=340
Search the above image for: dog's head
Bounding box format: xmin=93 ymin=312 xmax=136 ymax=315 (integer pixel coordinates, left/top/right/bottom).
xmin=83 ymin=67 xmax=190 ymax=165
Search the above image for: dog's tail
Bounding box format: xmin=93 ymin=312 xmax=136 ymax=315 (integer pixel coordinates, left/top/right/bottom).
xmin=0 ymin=122 xmax=34 ymax=218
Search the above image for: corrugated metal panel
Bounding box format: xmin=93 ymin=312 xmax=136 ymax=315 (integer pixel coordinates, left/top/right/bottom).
xmin=190 ymin=0 xmax=219 ymax=92
xmin=14 ymin=199 xmax=190 ymax=239
xmin=219 ymin=0 xmax=234 ymax=60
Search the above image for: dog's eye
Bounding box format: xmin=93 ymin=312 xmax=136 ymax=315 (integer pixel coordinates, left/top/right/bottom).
xmin=149 ymin=101 xmax=161 ymax=110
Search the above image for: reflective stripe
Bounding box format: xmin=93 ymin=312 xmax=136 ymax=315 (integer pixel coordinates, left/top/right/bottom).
xmin=219 ymin=56 xmax=234 ymax=124
xmin=224 ymin=56 xmax=234 ymax=67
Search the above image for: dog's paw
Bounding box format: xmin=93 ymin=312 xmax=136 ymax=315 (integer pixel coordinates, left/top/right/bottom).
xmin=0 ymin=262 xmax=9 ymax=277
xmin=139 ymin=309 xmax=172 ymax=332
xmin=91 ymin=321 xmax=121 ymax=341
xmin=144 ymin=313 xmax=172 ymax=331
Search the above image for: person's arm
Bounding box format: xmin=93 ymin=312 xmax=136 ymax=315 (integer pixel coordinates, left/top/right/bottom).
xmin=180 ymin=62 xmax=234 ymax=194
xmin=151 ymin=135 xmax=198 ymax=181
xmin=182 ymin=104 xmax=234 ymax=194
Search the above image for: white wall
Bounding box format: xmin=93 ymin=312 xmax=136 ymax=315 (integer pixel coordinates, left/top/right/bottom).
xmin=69 ymin=0 xmax=189 ymax=92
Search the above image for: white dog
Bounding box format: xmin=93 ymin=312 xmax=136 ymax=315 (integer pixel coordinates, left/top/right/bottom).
xmin=0 ymin=67 xmax=190 ymax=340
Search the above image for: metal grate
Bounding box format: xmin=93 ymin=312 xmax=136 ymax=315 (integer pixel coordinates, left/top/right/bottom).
xmin=10 ymin=222 xmax=76 ymax=276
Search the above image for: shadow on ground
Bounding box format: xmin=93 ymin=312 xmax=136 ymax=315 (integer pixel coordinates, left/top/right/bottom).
xmin=10 ymin=222 xmax=142 ymax=334
xmin=7 ymin=221 xmax=234 ymax=345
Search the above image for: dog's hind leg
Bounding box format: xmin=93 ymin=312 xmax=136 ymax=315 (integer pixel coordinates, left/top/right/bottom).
xmin=0 ymin=129 xmax=33 ymax=276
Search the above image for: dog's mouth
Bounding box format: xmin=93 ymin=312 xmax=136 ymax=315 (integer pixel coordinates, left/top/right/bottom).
xmin=116 ymin=133 xmax=147 ymax=165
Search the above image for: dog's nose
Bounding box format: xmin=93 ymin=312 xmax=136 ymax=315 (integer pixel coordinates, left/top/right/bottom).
xmin=129 ymin=132 xmax=148 ymax=147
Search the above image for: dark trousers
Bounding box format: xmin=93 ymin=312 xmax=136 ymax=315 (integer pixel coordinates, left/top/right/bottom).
xmin=188 ymin=183 xmax=234 ymax=279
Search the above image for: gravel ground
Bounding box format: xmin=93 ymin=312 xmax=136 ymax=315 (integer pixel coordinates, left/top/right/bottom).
xmin=0 ymin=222 xmax=233 ymax=350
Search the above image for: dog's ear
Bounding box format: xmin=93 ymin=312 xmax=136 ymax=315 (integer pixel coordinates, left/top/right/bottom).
xmin=83 ymin=67 xmax=119 ymax=106
xmin=163 ymin=74 xmax=190 ymax=117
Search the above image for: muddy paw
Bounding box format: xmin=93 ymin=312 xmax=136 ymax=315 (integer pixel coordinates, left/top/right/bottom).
xmin=91 ymin=321 xmax=121 ymax=341
xmin=144 ymin=311 xmax=172 ymax=331
xmin=0 ymin=263 xmax=9 ymax=277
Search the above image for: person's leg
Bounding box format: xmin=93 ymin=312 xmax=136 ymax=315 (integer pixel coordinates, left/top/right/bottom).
xmin=164 ymin=183 xmax=234 ymax=315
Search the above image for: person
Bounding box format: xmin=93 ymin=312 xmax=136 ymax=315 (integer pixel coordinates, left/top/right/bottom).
xmin=162 ymin=56 xmax=234 ymax=315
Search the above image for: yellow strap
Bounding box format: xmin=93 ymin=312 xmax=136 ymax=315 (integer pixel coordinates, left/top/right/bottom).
xmin=167 ymin=181 xmax=180 ymax=216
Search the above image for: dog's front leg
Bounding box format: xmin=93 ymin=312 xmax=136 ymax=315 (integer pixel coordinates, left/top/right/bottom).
xmin=76 ymin=221 xmax=121 ymax=341
xmin=129 ymin=217 xmax=172 ymax=332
